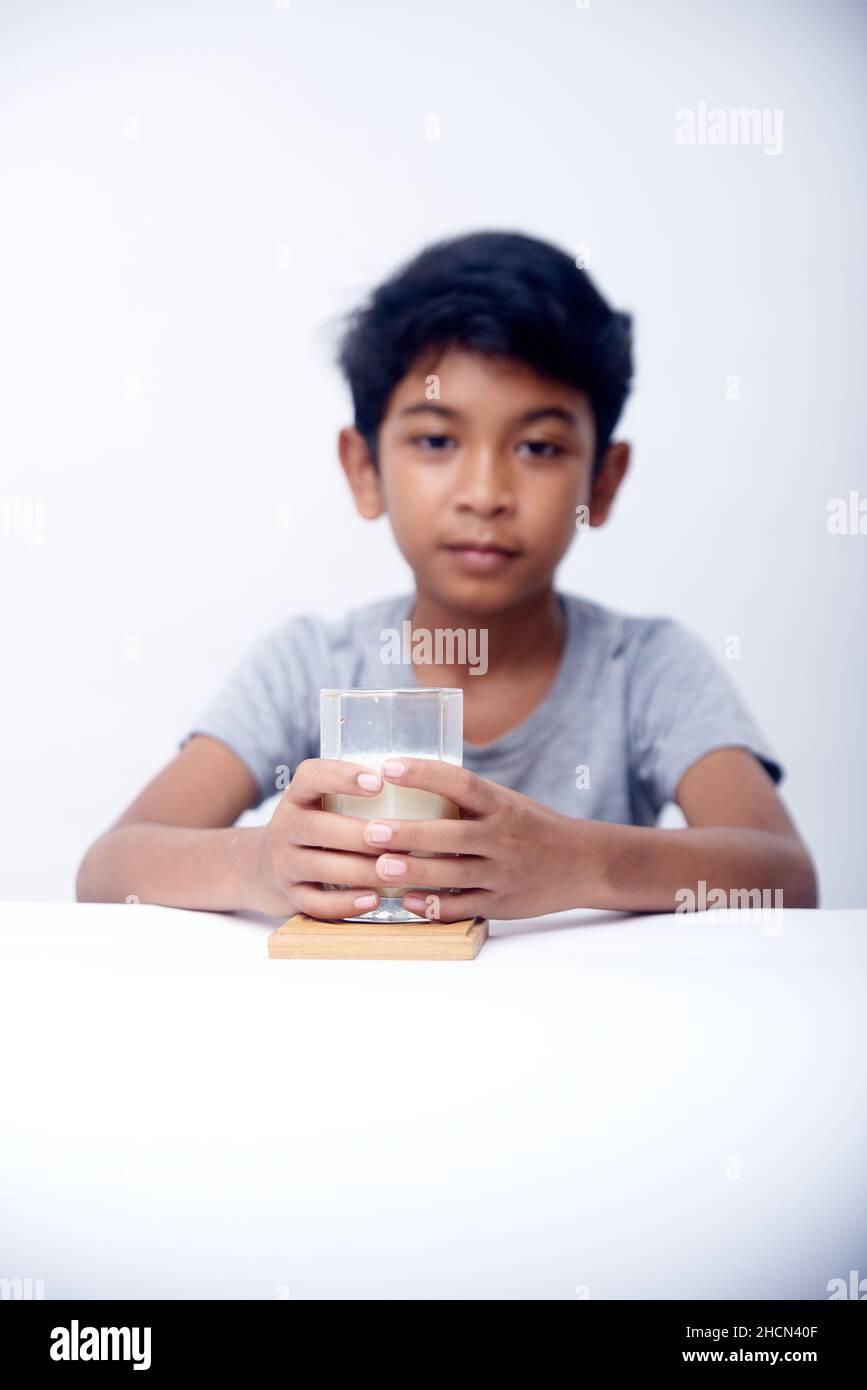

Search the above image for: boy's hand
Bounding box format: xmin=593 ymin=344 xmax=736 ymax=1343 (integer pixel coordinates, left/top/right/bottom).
xmin=244 ymin=755 xmax=584 ymax=922
xmin=361 ymin=757 xmax=586 ymax=922
xmin=246 ymin=757 xmax=394 ymax=919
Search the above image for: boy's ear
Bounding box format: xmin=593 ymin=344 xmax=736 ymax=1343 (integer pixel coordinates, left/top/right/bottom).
xmin=337 ymin=426 xmax=385 ymax=519
xmin=588 ymin=440 xmax=630 ymax=527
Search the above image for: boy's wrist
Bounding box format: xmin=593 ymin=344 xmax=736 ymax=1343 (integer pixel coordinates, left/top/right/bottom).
xmin=558 ymin=816 xmax=649 ymax=913
xmin=222 ymin=826 xmax=267 ymax=912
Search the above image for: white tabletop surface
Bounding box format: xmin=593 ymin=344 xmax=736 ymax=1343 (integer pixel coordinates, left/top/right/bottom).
xmin=1 ymin=901 xmax=864 ymax=1300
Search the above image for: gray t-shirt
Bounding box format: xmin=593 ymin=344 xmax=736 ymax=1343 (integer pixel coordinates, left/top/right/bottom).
xmin=180 ymin=589 xmax=783 ymax=825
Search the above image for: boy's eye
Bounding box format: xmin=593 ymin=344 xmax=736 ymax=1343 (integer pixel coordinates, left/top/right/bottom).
xmin=518 ymin=439 xmax=566 ymax=458
xmin=411 ymin=434 xmax=455 ymax=452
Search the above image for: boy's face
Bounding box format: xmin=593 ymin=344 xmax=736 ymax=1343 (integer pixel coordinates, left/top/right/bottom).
xmin=338 ymin=348 xmax=629 ymax=615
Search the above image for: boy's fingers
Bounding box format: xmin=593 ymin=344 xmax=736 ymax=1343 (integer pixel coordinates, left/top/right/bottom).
xmin=371 ymin=852 xmax=484 ymax=891
xmin=295 ymin=848 xmax=397 ymax=890
xmin=292 ymin=809 xmax=383 ymax=853
xmin=294 ymin=847 xmax=485 ymax=892
xmin=380 ymin=757 xmax=494 ymax=814
xmin=293 ymin=884 xmax=382 ymax=921
xmin=400 ymin=889 xmax=492 ymax=923
xmin=359 ymin=816 xmax=481 ymax=854
xmin=283 ymin=757 xmax=384 ymax=809
xmin=293 ymin=809 xmax=481 ymax=856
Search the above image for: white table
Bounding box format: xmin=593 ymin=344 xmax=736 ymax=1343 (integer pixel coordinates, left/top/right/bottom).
xmin=1 ymin=902 xmax=864 ymax=1300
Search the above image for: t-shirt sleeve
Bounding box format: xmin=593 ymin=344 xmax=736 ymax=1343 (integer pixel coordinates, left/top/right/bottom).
xmin=179 ymin=613 xmax=330 ymax=809
xmin=625 ymin=618 xmax=784 ymax=815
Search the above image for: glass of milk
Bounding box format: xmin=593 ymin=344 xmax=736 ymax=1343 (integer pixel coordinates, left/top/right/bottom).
xmin=320 ymin=687 xmax=463 ymax=923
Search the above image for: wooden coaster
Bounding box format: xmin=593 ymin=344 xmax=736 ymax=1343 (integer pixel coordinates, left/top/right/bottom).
xmin=268 ymin=912 xmax=489 ymax=961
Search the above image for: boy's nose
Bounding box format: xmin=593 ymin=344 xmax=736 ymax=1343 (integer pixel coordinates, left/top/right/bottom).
xmin=453 ymin=449 xmax=516 ymax=515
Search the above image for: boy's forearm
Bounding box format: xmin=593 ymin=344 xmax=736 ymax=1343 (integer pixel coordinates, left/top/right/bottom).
xmin=75 ymin=823 xmax=262 ymax=912
xmin=577 ymin=820 xmax=818 ymax=913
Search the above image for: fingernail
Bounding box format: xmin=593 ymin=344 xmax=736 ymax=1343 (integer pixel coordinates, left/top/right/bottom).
xmin=378 ymin=856 xmax=407 ymax=877
xmin=383 ymin=759 xmax=406 ymax=777
xmin=354 ymin=893 xmax=378 ymax=909
xmin=365 ymin=821 xmax=392 ymax=843
xmin=403 ymin=895 xmax=425 ymax=913
xmin=357 ymin=772 xmax=381 ymax=791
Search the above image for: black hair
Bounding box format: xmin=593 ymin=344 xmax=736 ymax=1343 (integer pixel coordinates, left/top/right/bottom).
xmin=336 ymin=230 xmax=633 ymax=473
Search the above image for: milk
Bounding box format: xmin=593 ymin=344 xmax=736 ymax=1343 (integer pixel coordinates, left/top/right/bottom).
xmin=324 ymin=777 xmax=459 ymax=829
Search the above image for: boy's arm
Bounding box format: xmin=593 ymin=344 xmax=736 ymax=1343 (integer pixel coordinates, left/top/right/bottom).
xmin=75 ymin=735 xmax=263 ymax=910
xmin=357 ymin=751 xmax=818 ymax=920
xmin=584 ymin=747 xmax=818 ymax=911
xmin=76 ymin=737 xmax=395 ymax=919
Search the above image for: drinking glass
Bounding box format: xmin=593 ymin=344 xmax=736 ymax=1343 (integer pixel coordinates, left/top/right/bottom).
xmin=320 ymin=688 xmax=463 ymax=922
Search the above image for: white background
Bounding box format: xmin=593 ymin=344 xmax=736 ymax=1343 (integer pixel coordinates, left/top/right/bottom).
xmin=1 ymin=0 xmax=865 ymax=905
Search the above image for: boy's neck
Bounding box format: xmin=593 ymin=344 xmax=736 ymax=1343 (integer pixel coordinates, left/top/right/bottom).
xmin=408 ymin=583 xmax=566 ymax=685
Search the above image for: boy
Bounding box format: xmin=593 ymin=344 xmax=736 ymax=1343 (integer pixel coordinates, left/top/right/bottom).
xmin=76 ymin=231 xmax=817 ymax=920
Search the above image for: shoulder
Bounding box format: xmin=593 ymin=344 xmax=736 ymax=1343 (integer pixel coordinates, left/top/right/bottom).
xmin=558 ymin=591 xmax=707 ymax=666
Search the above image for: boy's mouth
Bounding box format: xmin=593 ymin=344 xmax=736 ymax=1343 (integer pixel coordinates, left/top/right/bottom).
xmin=442 ymin=538 xmax=522 ymax=573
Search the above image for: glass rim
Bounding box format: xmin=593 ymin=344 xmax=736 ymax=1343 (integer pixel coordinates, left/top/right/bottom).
xmin=320 ymin=687 xmax=463 ymax=697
